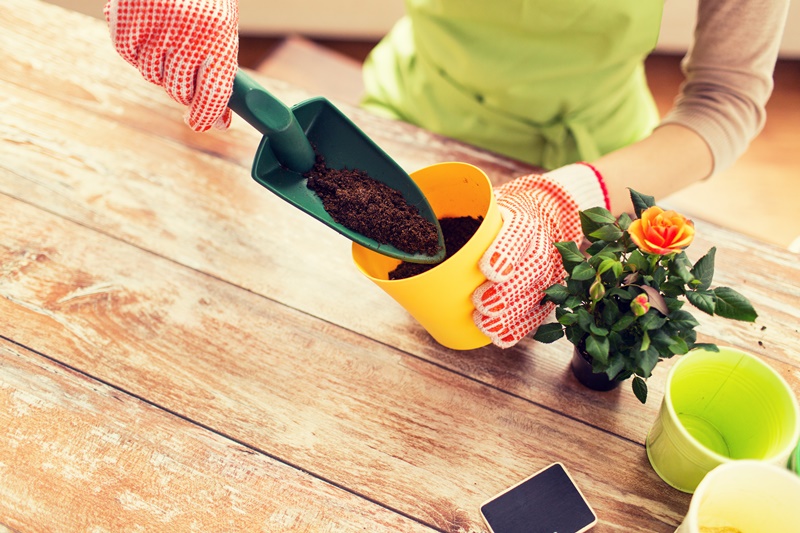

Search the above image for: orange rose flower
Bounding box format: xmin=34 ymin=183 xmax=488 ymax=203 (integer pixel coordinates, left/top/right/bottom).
xmin=628 ymin=206 xmax=694 ymax=255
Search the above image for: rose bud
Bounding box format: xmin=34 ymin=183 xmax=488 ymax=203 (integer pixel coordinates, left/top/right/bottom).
xmin=589 ymin=278 xmax=606 ymax=302
xmin=631 ymin=293 xmax=651 ymax=317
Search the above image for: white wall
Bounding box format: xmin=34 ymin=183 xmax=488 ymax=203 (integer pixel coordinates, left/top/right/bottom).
xmin=42 ymin=0 xmax=405 ymax=39
xmin=46 ymin=0 xmax=800 ymax=57
xmin=243 ymin=0 xmax=800 ymax=58
xmin=658 ymin=0 xmax=800 ymax=57
xmin=238 ymin=0 xmax=405 ymax=39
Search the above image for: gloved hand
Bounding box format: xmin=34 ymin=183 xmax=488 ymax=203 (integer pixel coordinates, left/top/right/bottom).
xmin=472 ymin=163 xmax=609 ymax=348
xmin=105 ymin=0 xmax=239 ymax=132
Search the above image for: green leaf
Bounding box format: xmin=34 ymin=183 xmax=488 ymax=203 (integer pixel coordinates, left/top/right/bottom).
xmin=565 ymin=325 xmax=585 ymax=346
xmin=652 ymin=265 xmax=667 ymax=288
xmin=532 ymin=323 xmax=565 ymax=343
xmin=579 ymin=208 xmax=616 ymax=238
xmin=640 ymin=330 xmax=651 ymax=351
xmin=542 ymin=283 xmax=570 ymax=304
xmin=684 ymin=329 xmax=697 ymax=348
xmin=608 ymin=287 xmax=635 ymax=301
xmin=629 ymin=189 xmax=656 ymax=218
xmin=612 ymin=263 xmax=625 ymax=281
xmin=611 ymin=314 xmax=636 ymax=332
xmin=626 ymin=249 xmax=650 ymax=273
xmin=632 ymin=376 xmax=648 ymax=404
xmin=585 ymin=335 xmax=609 ymax=365
xmin=639 ymin=311 xmax=667 ymax=331
xmin=601 ymin=300 xmax=620 ymax=325
xmin=691 ymin=247 xmax=716 ymax=291
xmin=617 ymin=212 xmax=632 ymax=231
xmin=686 ymin=290 xmax=716 ymax=316
xmin=666 ymin=309 xmax=700 ymax=331
xmin=589 ymin=324 xmax=609 ymax=336
xmin=597 ymin=241 xmax=626 ymax=256
xmin=566 ymin=278 xmax=588 ymax=294
xmin=607 ymin=330 xmax=624 ymax=348
xmin=585 ymin=240 xmax=608 ymax=257
xmin=660 ymin=280 xmax=687 ymax=298
xmin=712 ymin=287 xmax=758 ymax=322
xmin=557 ymin=312 xmax=579 ymax=326
xmin=636 ymin=346 xmax=660 ymax=378
xmin=605 ymin=353 xmax=626 ymax=380
xmin=589 ymin=225 xmax=624 ymax=242
xmin=648 ymin=253 xmax=662 ymax=271
xmin=596 ymin=258 xmax=622 ymax=278
xmin=571 ymin=262 xmax=596 ymax=281
xmin=649 ymin=329 xmax=675 ymax=350
xmin=668 ymin=254 xmax=695 ymax=285
xmin=581 ymin=206 xmax=617 ymax=224
xmin=668 ymin=337 xmax=690 ymax=355
xmin=588 ymin=252 xmax=611 ymax=269
xmin=576 ymin=308 xmax=594 ymax=332
xmin=692 ymin=343 xmax=719 ymax=352
xmin=554 ymin=241 xmax=585 ymax=270
xmin=665 ymin=297 xmax=685 ymax=312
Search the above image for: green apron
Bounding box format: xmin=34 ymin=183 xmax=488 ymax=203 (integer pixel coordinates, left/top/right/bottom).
xmin=362 ymin=0 xmax=664 ymax=170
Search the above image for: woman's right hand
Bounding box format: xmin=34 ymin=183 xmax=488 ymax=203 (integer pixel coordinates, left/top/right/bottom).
xmin=472 ymin=174 xmax=584 ymax=348
xmin=104 ymin=0 xmax=240 ymax=132
xmin=472 ymin=162 xmax=610 ymax=348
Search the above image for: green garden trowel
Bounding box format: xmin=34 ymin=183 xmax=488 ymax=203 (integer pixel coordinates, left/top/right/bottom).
xmin=228 ymin=69 xmax=445 ymax=264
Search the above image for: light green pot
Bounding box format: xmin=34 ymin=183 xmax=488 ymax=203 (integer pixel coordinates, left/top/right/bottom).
xmin=646 ymin=346 xmax=800 ymax=493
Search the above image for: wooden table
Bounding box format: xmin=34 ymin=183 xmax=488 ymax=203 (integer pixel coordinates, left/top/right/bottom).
xmin=2 ymin=2 xmax=798 ymax=531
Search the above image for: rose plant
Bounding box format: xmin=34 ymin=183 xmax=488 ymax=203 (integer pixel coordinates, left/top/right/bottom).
xmin=533 ymin=189 xmax=757 ymax=403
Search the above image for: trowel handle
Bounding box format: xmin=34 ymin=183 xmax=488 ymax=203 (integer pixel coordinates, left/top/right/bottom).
xmin=228 ymin=69 xmax=315 ymax=172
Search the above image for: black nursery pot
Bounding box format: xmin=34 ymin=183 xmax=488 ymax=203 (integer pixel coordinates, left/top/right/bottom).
xmin=570 ymin=347 xmax=622 ymax=392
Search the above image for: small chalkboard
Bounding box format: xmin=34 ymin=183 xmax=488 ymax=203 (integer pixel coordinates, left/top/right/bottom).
xmin=480 ymin=463 xmax=597 ymax=533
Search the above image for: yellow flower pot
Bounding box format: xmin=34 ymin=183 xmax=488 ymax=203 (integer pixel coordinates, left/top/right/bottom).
xmin=352 ymin=162 xmax=502 ymax=350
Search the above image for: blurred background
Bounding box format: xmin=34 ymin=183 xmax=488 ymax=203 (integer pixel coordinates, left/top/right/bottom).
xmin=48 ymin=0 xmax=800 ymax=251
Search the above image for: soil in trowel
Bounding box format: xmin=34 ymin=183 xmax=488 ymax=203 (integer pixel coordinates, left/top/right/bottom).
xmin=304 ymin=155 xmax=441 ymax=257
xmin=389 ymin=216 xmax=483 ymax=280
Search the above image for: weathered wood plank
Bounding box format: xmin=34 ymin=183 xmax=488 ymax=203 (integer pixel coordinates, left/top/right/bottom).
xmin=0 ymin=194 xmax=689 ymax=531
xmin=0 ymin=339 xmax=435 ymax=532
xmin=2 ymin=3 xmax=798 ymax=531
xmin=2 ymin=56 xmax=797 ymax=446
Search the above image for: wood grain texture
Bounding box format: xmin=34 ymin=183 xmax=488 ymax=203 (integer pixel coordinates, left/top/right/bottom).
xmin=2 ymin=1 xmax=799 ymax=532
xmin=0 ymin=194 xmax=689 ymax=531
xmin=0 ymin=340 xmax=434 ymax=532
xmin=3 ymin=3 xmax=796 ymax=444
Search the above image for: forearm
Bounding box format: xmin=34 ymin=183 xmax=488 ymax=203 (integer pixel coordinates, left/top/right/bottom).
xmin=661 ymin=0 xmax=788 ymax=175
xmin=592 ymin=0 xmax=787 ymax=216
xmin=591 ymin=123 xmax=713 ymax=215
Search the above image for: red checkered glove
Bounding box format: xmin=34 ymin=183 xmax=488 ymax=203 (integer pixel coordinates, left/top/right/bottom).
xmin=105 ymin=0 xmax=239 ymax=132
xmin=472 ymin=163 xmax=610 ymax=348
